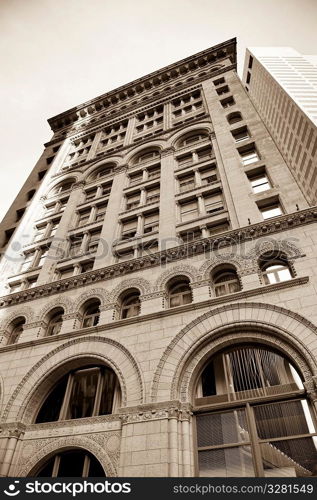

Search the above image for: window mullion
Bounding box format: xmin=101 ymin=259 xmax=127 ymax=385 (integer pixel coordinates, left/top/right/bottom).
xmin=82 ymin=455 xmax=90 ymax=477
xmin=92 ymin=371 xmax=104 ymax=416
xmin=246 ymin=403 xmax=264 ymax=477
xmin=59 ymin=374 xmax=74 ymax=420
xmin=52 ymin=455 xmax=60 ymax=477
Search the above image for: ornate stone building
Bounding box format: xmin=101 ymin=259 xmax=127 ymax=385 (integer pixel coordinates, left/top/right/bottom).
xmin=0 ymin=38 xmax=317 ymax=477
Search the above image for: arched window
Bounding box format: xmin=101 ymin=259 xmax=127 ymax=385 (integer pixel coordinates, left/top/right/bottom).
xmin=90 ymin=164 xmax=115 ymax=181
xmin=167 ymin=277 xmax=192 ymax=308
xmin=120 ymin=289 xmax=141 ymax=319
xmin=34 ymin=449 xmax=105 ymax=477
xmin=195 ymin=344 xmax=317 ymax=477
xmin=52 ymin=180 xmax=74 ymax=196
xmin=46 ymin=308 xmax=64 ymax=336
xmin=177 ymin=131 xmax=209 ymax=148
xmin=8 ymin=317 xmax=25 ymax=345
xmin=36 ymin=365 xmax=121 ymax=423
xmin=132 ymin=149 xmax=160 ymax=165
xmin=227 ymin=112 xmax=243 ymax=125
xmin=212 ymin=266 xmax=241 ymax=297
xmin=259 ymin=253 xmax=293 ymax=284
xmin=81 ymin=299 xmax=101 ymax=328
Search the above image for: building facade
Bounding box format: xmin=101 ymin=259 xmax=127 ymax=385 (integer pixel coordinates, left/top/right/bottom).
xmin=242 ymin=47 xmax=317 ymax=206
xmin=1 ymin=38 xmax=317 ymax=477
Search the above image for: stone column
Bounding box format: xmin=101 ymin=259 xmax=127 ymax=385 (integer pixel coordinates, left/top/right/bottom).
xmin=86 ymin=131 xmax=102 ymax=161
xmin=123 ymin=117 xmax=136 ymax=146
xmin=163 ymin=102 xmax=172 ymax=130
xmin=0 ymin=427 xmax=25 ymax=477
xmin=158 ymin=148 xmax=178 ymax=250
xmin=37 ymin=182 xmax=86 ymax=284
xmin=94 ymin=168 xmax=127 ymax=268
xmin=202 ymin=79 xmax=262 ymax=228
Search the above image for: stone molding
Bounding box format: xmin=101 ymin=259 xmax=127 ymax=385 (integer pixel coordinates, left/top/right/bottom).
xmin=0 ymin=276 xmax=310 ymax=354
xmin=153 ymin=263 xmax=200 ymax=291
xmin=16 ymin=434 xmax=117 ymax=477
xmin=1 ymin=207 xmax=314 ymax=309
xmin=119 ymin=401 xmax=193 ymax=424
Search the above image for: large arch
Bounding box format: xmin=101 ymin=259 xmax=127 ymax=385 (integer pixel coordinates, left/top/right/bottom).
xmin=151 ymin=302 xmax=317 ymax=402
xmin=16 ymin=436 xmax=117 ymax=477
xmin=2 ymin=336 xmax=144 ymax=424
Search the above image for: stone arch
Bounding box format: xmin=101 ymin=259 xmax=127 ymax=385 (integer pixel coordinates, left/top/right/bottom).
xmin=17 ymin=436 xmax=117 ymax=477
xmin=2 ymin=336 xmax=144 ymax=423
xmin=168 ymin=122 xmax=213 ymax=148
xmin=154 ymin=264 xmax=199 ymax=292
xmin=109 ymin=277 xmax=151 ymax=303
xmin=0 ymin=306 xmax=34 ymax=332
xmin=246 ymin=237 xmax=304 ymax=281
xmin=199 ymin=258 xmax=245 ymax=281
xmin=151 ymin=302 xmax=317 ymax=402
xmin=74 ymin=288 xmax=111 ymax=312
xmin=38 ymin=296 xmax=74 ymax=321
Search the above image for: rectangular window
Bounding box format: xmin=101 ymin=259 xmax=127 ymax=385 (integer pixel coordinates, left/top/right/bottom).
xmin=38 ymin=247 xmax=50 ymax=267
xmin=117 ymin=248 xmax=135 ymax=261
xmin=260 ymin=203 xmax=283 ymax=220
xmin=180 ymin=228 xmax=202 ymax=243
xmin=220 ymin=97 xmax=235 ymax=108
xmin=232 ymin=127 xmax=250 ymax=143
xmin=85 ymin=188 xmax=97 ymax=201
xmin=88 ymin=232 xmax=101 ymax=253
xmin=95 ymin=203 xmax=107 ymax=221
xmin=204 ymin=193 xmax=224 ymax=214
xmin=239 ymin=145 xmax=260 ymax=166
xmin=129 ymin=172 xmax=143 ymax=186
xmin=146 ymin=186 xmax=160 ymax=204
xmin=216 ymin=85 xmax=229 ymax=96
xmin=147 ymin=166 xmax=160 ymax=179
xmin=126 ymin=192 xmax=141 ymax=210
xmin=179 ymin=174 xmax=195 ymax=193
xmin=78 ymin=209 xmax=91 ymax=226
xmin=20 ymin=252 xmax=36 ymax=272
xmin=249 ymin=173 xmax=271 ymax=193
xmin=80 ymin=261 xmax=94 ymax=273
xmin=200 ymin=166 xmax=218 ymax=186
xmin=121 ymin=218 xmax=138 ymax=239
xmin=213 ymin=77 xmax=225 ymax=86
xmin=143 ymin=212 xmax=159 ymax=234
xmin=180 ymin=199 xmax=199 ymax=222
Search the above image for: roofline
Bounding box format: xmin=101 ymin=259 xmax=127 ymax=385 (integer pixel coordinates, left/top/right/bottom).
xmin=48 ymin=37 xmax=236 ymax=125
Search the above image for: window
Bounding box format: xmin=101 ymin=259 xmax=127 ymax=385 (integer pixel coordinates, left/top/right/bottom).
xmin=85 ymin=188 xmax=97 ymax=201
xmin=133 ymin=149 xmax=160 ymax=164
xmin=129 ymin=172 xmax=143 ymax=186
xmin=9 ymin=282 xmax=23 ymax=294
xmin=120 ymin=290 xmax=141 ymax=319
xmin=178 ymin=132 xmax=209 ymax=148
xmin=180 ymin=229 xmax=202 ymax=243
xmin=227 ymin=112 xmax=243 ymax=125
xmin=121 ymin=218 xmax=138 ymax=240
xmin=58 ymin=267 xmax=74 ymax=279
xmin=180 ymin=199 xmax=199 ymax=222
xmin=220 ymin=97 xmax=235 ymax=108
xmin=46 ymin=308 xmax=64 ymax=336
xmin=145 ymin=186 xmax=160 ymax=204
xmin=16 ymin=208 xmax=25 ymax=221
xmin=80 ymin=261 xmax=94 ymax=273
xmin=231 ymin=126 xmax=250 ymax=143
xmin=35 ymin=365 xmax=120 ymax=423
xmin=143 ymin=211 xmax=159 ymax=234
xmin=246 ymin=71 xmax=251 ymax=84
xmin=195 ymin=345 xmax=317 ymax=477
xmin=34 ymin=449 xmax=105 ymax=477
xmin=212 ymin=266 xmax=241 ymax=297
xmin=52 ymin=181 xmax=74 ymax=196
xmin=204 ymin=192 xmax=224 ymax=214
xmin=200 ymin=166 xmax=217 ymax=186
xmin=81 ymin=299 xmax=100 ymax=328
xmin=197 ymin=147 xmax=212 ymax=162
xmin=239 ymin=145 xmax=260 ymax=166
xmin=249 ymin=172 xmax=271 ymax=193
xmin=126 ymin=192 xmax=141 ymax=210
xmin=8 ymin=317 xmax=25 ymax=345
xmin=27 ymin=189 xmax=36 ymax=201
xmin=78 ymin=209 xmax=91 ymax=226
xmin=38 ymin=170 xmax=47 ymax=180
xmin=168 ymin=277 xmax=192 ymax=308
xmin=38 ymin=246 xmax=50 ymax=267
xmin=259 ymin=203 xmax=283 ymax=220
xmin=95 ymin=203 xmax=107 ymax=221
xmin=213 ymin=77 xmax=225 ymax=86
xmin=20 ymin=251 xmax=36 ymax=272
xmin=147 ymin=166 xmax=160 ymax=179
xmin=179 ymin=174 xmax=195 ymax=193
xmin=259 ymin=253 xmax=293 ymax=284
xmin=216 ymin=85 xmax=229 ymax=96
xmin=248 ymin=55 xmax=253 ymax=69
xmin=87 ymin=231 xmax=101 ymax=253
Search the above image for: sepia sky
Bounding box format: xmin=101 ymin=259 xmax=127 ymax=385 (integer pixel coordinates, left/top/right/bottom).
xmin=1 ymin=0 xmax=317 ymax=221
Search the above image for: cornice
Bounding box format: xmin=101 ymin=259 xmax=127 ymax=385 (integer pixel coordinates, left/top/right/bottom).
xmin=48 ymin=39 xmax=236 ymax=132
xmin=1 ymin=207 xmax=315 ymax=308
xmin=0 ymin=276 xmax=309 ymax=354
